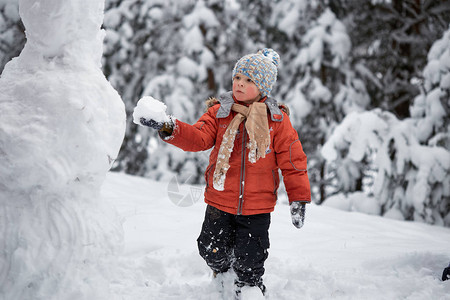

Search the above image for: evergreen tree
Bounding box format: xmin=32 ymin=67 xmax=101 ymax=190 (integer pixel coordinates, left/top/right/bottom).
xmin=375 ymin=27 xmax=450 ymax=226
xmin=332 ymin=0 xmax=450 ymax=117
xmin=275 ymin=6 xmax=370 ymax=202
xmin=315 ymin=0 xmax=450 ymax=203
xmin=103 ymin=0 xmax=206 ymax=181
xmin=322 ymin=27 xmax=450 ymax=226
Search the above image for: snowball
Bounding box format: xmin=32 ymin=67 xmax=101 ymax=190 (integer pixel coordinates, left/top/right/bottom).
xmin=133 ymin=96 xmax=170 ymax=125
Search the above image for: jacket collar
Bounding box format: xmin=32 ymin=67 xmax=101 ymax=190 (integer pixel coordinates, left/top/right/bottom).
xmin=216 ymin=91 xmax=284 ymax=122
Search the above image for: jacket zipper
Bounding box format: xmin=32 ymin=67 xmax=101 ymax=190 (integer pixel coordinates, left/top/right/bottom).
xmin=237 ymin=125 xmax=247 ymax=215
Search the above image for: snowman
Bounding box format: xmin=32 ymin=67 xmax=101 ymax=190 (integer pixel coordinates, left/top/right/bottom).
xmin=0 ymin=0 xmax=125 ymax=299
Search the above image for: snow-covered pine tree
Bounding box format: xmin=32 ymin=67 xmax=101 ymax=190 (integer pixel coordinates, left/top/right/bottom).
xmin=139 ymin=0 xmax=221 ymax=183
xmin=278 ymin=6 xmax=370 ymax=202
xmin=322 ymin=27 xmax=450 ymax=226
xmin=374 ymin=27 xmax=450 ymax=226
xmin=103 ymin=0 xmax=214 ymax=182
xmin=332 ymin=0 xmax=450 ymax=119
xmin=300 ymin=0 xmax=450 ymax=204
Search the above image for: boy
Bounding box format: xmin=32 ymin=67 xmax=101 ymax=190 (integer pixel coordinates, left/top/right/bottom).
xmin=135 ymin=49 xmax=311 ymax=298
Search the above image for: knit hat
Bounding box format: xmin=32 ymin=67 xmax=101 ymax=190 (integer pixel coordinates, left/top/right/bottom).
xmin=232 ymin=48 xmax=280 ymax=97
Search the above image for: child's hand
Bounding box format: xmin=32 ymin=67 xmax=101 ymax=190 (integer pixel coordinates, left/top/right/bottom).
xmin=139 ymin=117 xmax=164 ymax=130
xmin=290 ymin=202 xmax=306 ymax=229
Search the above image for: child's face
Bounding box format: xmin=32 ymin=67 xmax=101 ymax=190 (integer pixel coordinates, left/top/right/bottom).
xmin=232 ymin=74 xmax=261 ymax=104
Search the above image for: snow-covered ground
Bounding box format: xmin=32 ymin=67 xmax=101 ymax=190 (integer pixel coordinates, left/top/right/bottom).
xmin=103 ymin=172 xmax=450 ymax=300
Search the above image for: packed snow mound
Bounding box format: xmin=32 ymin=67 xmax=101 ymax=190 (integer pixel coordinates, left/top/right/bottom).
xmin=0 ymin=63 xmax=125 ymax=193
xmin=133 ymin=96 xmax=170 ymax=125
xmin=0 ymin=0 xmax=126 ymax=299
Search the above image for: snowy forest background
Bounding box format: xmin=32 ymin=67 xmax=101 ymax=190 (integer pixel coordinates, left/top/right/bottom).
xmin=1 ymin=0 xmax=449 ymax=226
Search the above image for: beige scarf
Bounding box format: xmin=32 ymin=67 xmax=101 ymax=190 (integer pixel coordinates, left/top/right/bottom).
xmin=213 ymin=102 xmax=270 ymax=191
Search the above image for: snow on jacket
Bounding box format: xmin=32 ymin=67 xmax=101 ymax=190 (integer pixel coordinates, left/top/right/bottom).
xmin=163 ymin=91 xmax=311 ymax=215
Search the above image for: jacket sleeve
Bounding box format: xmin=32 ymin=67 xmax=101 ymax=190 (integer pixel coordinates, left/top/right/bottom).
xmin=162 ymin=106 xmax=218 ymax=152
xmin=273 ymin=113 xmax=311 ymax=203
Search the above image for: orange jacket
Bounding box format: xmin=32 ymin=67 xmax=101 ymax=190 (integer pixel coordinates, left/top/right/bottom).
xmin=163 ymin=92 xmax=311 ymax=215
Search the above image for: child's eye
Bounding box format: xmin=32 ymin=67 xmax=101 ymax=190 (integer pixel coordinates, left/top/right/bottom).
xmin=246 ymin=78 xmax=253 ymax=83
xmin=234 ymin=75 xmax=241 ymax=80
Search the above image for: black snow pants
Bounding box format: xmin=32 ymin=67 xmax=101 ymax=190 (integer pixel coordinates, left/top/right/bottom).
xmin=197 ymin=205 xmax=271 ymax=286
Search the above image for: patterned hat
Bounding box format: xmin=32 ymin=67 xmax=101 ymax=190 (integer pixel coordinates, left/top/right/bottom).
xmin=232 ymin=48 xmax=280 ymax=97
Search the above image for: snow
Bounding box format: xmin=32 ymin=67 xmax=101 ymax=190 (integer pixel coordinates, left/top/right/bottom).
xmin=270 ymin=0 xmax=308 ymax=37
xmin=19 ymin=0 xmax=105 ymax=67
xmin=323 ymin=192 xmax=381 ymax=215
xmin=278 ymin=8 xmax=299 ymax=37
xmin=240 ymin=285 xmax=265 ymax=299
xmin=182 ymin=1 xmax=220 ymax=30
xmin=133 ymin=96 xmax=170 ymax=125
xmin=310 ymin=78 xmax=332 ymax=103
xmin=321 ymin=110 xmax=387 ymax=162
xmin=181 ymin=1 xmax=219 ymax=56
xmin=102 ymin=172 xmax=450 ymax=299
xmin=0 ymin=0 xmax=125 ymax=299
xmin=177 ymin=57 xmax=201 ymax=79
xmin=0 ymin=0 xmax=19 ymax=21
xmin=183 ymin=26 xmax=204 ymax=54
xmin=0 ymin=1 xmax=449 ymax=299
xmin=298 ymin=8 xmax=351 ymax=72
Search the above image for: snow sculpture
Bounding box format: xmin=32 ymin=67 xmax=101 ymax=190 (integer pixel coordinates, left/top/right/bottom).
xmin=0 ymin=0 xmax=126 ymax=299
